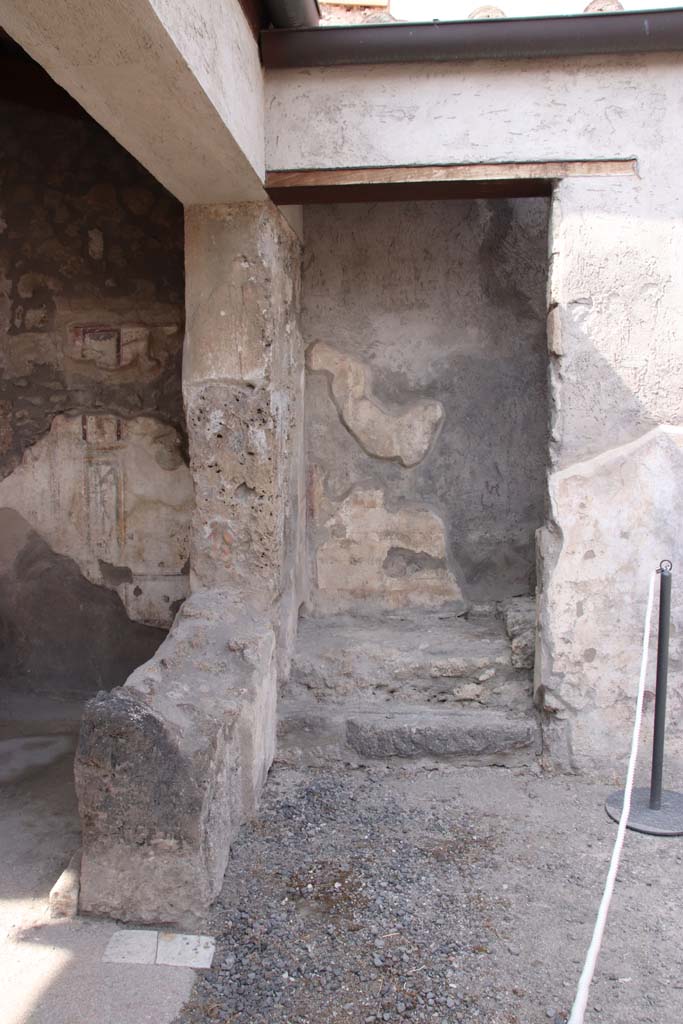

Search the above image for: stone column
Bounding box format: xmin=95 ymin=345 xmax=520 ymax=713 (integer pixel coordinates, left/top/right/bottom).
xmin=76 ymin=202 xmax=305 ymax=926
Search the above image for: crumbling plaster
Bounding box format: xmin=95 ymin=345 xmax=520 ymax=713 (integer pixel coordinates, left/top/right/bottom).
xmin=303 ymin=200 xmax=549 ymax=607
xmin=183 ymin=202 xmax=306 ymax=654
xmin=8 ymin=15 xmax=681 ymax=944
xmin=315 ymin=487 xmax=464 ymax=611
xmin=0 ymin=414 xmax=192 ymax=628
xmin=538 ymin=427 xmax=683 ymax=774
xmin=76 ymin=590 xmax=277 ymax=926
xmin=307 ymin=340 xmax=444 ymax=468
xmin=538 ymin=173 xmax=683 ymax=772
xmin=0 ymin=96 xmax=186 ymax=480
xmin=270 ymin=54 xmax=683 ymax=772
xmin=0 ymin=88 xmax=189 ymax=696
xmin=76 ymin=201 xmax=306 ymax=924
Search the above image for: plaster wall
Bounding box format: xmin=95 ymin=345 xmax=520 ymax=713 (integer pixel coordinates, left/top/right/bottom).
xmin=303 ymin=200 xmax=549 ymax=608
xmin=538 ymin=172 xmax=683 ymax=773
xmin=268 ymin=53 xmax=683 ymax=771
xmin=0 ymin=90 xmax=188 ymax=700
xmin=265 ymin=54 xmax=679 ymax=175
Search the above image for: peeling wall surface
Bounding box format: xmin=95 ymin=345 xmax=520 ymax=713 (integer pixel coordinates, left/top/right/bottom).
xmin=538 ymin=427 xmax=683 ymax=772
xmin=76 ymin=591 xmax=278 ymax=926
xmin=0 ymin=414 xmax=192 ymax=628
xmin=4 ymin=10 xmax=683 ymax=937
xmin=76 ymin=201 xmax=306 ymax=925
xmin=539 ymin=170 xmax=683 ymax=773
xmin=184 ymin=202 xmax=306 ymax=658
xmin=270 ymin=54 xmax=683 ymax=773
xmin=303 ymin=200 xmax=549 ymax=610
xmin=0 ymin=84 xmax=187 ymax=699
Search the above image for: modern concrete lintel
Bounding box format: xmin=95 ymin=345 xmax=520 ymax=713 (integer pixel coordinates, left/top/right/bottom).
xmin=0 ymin=0 xmax=266 ymax=204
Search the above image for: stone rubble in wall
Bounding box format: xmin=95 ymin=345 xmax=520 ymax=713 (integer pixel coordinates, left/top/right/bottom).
xmin=0 ymin=96 xmax=186 ymax=485
xmin=500 ymin=595 xmax=536 ymax=670
xmin=182 ymin=203 xmax=305 ymax=653
xmin=74 ymin=203 xmax=305 ymax=927
xmin=185 ymin=381 xmax=285 ymax=596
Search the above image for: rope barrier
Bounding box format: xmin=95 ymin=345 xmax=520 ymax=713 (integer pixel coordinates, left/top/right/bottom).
xmin=567 ymin=571 xmax=657 ymax=1024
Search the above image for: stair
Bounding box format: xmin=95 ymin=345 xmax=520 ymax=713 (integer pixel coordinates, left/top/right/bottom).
xmin=277 ymin=605 xmax=540 ymax=767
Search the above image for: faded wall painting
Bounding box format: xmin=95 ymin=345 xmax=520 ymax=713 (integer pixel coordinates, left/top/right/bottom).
xmin=302 ymin=199 xmax=549 ymax=611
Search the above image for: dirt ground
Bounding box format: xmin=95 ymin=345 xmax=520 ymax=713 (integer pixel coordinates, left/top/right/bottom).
xmin=175 ymin=762 xmax=683 ymax=1024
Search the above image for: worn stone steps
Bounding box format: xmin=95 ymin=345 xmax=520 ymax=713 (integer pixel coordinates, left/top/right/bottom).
xmin=287 ymin=608 xmax=534 ymax=708
xmin=278 ymin=605 xmax=539 ymax=766
xmin=277 ymin=701 xmax=540 ymax=767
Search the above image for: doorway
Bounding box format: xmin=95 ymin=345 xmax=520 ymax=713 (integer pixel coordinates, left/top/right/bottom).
xmin=279 ymin=196 xmax=549 ymax=765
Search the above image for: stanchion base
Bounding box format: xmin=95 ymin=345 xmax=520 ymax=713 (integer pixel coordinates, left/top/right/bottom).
xmin=605 ymin=787 xmax=683 ymax=836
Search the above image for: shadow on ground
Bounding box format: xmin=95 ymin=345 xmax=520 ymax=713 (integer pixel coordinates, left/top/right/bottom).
xmin=175 ymin=763 xmax=683 ymax=1024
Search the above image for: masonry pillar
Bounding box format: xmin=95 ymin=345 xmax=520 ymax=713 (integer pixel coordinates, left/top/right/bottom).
xmin=183 ymin=202 xmax=306 ymax=650
xmin=75 ymin=202 xmax=304 ymax=926
xmin=537 ymin=172 xmax=683 ymax=775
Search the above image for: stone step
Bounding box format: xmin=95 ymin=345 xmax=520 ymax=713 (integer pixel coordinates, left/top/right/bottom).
xmin=277 ymin=700 xmax=540 ymax=768
xmin=288 ymin=609 xmax=533 ymax=709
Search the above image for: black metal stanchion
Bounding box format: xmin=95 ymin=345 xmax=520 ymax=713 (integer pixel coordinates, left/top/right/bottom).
xmin=649 ymin=561 xmax=672 ymax=811
xmin=606 ymin=560 xmax=683 ymax=836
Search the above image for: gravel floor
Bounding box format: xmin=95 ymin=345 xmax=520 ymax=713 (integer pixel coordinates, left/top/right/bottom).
xmin=175 ymin=763 xmax=683 ymax=1024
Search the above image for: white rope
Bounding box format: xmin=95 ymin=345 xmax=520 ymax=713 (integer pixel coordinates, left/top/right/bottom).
xmin=567 ymin=570 xmax=657 ymax=1024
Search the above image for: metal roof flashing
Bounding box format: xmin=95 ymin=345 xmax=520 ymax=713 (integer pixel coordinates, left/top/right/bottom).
xmin=261 ymin=7 xmax=683 ymax=67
